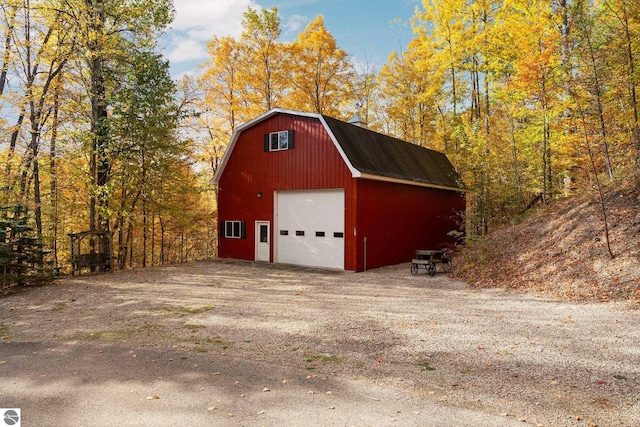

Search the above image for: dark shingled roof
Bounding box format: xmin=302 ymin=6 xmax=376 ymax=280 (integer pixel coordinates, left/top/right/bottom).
xmin=322 ymin=115 xmax=465 ymax=191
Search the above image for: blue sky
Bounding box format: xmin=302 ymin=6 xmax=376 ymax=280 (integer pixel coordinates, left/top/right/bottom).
xmin=162 ymin=0 xmax=422 ymax=78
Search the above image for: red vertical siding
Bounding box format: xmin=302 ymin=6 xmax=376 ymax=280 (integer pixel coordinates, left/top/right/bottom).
xmin=355 ymin=179 xmax=466 ymax=271
xmin=217 ymin=113 xmax=355 ymax=266
xmin=217 ymin=111 xmax=465 ymax=271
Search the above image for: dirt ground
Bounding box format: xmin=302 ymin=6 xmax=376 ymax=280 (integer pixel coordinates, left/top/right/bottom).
xmin=0 ymin=260 xmax=638 ymax=426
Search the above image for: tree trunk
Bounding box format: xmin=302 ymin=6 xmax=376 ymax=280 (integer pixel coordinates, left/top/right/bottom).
xmin=32 ymin=160 xmax=43 ymax=245
xmin=541 ymin=72 xmax=552 ymax=203
xmin=117 ymin=224 xmax=125 ymax=269
xmin=451 ymin=66 xmax=457 ymax=116
xmin=0 ymin=3 xmax=17 ymax=96
xmin=576 ymin=98 xmax=614 ymax=259
xmin=142 ymin=201 xmax=147 ymax=268
xmin=116 ymin=184 xmax=127 ymax=269
xmin=87 ymin=0 xmax=110 ymax=233
xmin=49 ymin=78 xmax=61 ymax=267
xmin=482 ymin=7 xmax=490 ymax=135
xmin=471 ymin=57 xmax=480 ymax=121
xmin=510 ymin=116 xmax=524 ymax=207
xmin=621 ymin=4 xmax=640 ymax=161
xmin=580 ymin=17 xmax=614 ymax=178
xmin=160 ymin=216 xmax=165 ymax=265
xmin=127 ymin=220 xmax=134 ymax=267
xmin=151 ymin=211 xmax=156 ymax=267
xmin=180 ymin=229 xmax=184 ymax=263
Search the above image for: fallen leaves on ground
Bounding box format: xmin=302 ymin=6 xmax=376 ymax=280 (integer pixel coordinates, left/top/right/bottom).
xmin=456 ymin=183 xmax=640 ymax=302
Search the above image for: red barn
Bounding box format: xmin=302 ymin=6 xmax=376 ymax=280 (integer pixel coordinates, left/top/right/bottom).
xmin=212 ymin=109 xmax=465 ymax=271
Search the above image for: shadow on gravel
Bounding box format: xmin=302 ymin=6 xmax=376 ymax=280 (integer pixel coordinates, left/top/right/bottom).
xmin=1 ymin=340 xmax=524 ymax=427
xmin=1 ymin=259 xmax=638 ymax=427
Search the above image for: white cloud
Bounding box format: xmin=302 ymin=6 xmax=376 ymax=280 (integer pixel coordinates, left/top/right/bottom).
xmin=165 ymin=37 xmax=208 ymax=64
xmin=282 ymin=14 xmax=308 ymax=38
xmin=164 ymin=0 xmax=260 ymax=67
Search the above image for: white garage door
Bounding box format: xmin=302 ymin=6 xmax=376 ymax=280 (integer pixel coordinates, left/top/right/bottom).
xmin=276 ymin=189 xmax=345 ymax=269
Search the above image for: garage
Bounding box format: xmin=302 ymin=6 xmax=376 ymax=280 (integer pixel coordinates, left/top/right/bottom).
xmin=214 ymin=109 xmax=466 ymax=271
xmin=276 ymin=189 xmax=345 ymax=269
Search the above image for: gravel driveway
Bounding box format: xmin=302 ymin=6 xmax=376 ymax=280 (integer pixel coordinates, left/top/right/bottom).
xmin=1 ymin=260 xmax=638 ymax=426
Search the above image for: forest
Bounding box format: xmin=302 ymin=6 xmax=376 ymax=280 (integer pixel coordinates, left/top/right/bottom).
xmin=1 ymin=0 xmax=638 ymax=289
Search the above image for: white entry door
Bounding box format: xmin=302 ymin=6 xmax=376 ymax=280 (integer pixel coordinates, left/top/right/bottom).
xmin=276 ymin=189 xmax=345 ymax=269
xmin=255 ymin=221 xmax=270 ymax=262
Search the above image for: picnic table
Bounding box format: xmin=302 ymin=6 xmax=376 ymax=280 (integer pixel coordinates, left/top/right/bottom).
xmin=410 ymin=249 xmax=452 ymax=276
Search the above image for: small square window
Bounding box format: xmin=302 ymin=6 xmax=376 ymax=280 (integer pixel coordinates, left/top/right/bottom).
xmin=296 ymin=230 xmax=305 ymax=236
xmin=315 ymin=231 xmax=325 ymax=237
xmin=333 ymin=232 xmax=344 ymax=238
xmin=280 ymin=230 xmax=289 ymax=236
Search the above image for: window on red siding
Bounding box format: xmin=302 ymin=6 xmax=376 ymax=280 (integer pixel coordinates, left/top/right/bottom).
xmin=223 ymin=221 xmax=246 ymax=239
xmin=264 ymin=130 xmax=295 ymax=151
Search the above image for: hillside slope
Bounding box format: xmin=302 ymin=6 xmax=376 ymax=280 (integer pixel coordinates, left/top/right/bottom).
xmin=456 ymin=182 xmax=640 ymax=302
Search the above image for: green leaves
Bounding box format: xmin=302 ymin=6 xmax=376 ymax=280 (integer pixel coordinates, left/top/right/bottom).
xmin=0 ymin=204 xmax=53 ymax=290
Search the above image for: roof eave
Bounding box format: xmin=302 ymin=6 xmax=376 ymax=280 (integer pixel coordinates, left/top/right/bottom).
xmin=358 ymin=173 xmax=468 ymax=193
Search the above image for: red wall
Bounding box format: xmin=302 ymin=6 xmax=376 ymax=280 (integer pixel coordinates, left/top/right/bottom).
xmin=217 ymin=113 xmax=357 ymax=268
xmin=217 ymin=112 xmax=466 ymax=272
xmin=354 ymin=179 xmax=466 ymax=271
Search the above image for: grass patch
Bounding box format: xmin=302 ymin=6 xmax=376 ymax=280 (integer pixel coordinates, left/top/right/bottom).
xmin=179 ymin=335 xmax=234 ymax=350
xmin=51 ymin=302 xmax=68 ymax=312
xmin=419 ymin=361 xmax=436 ymax=371
xmin=183 ymin=323 xmax=206 ymax=331
xmin=69 ymin=323 xmax=161 ymax=341
xmin=100 ymin=330 xmax=138 ymax=340
xmin=354 ymin=361 xmax=367 ymax=370
xmin=0 ymin=324 xmax=9 ymax=338
xmin=306 ymin=354 xmax=341 ymax=364
xmin=202 ymin=337 xmax=233 ymax=349
xmin=160 ymin=305 xmax=214 ymax=316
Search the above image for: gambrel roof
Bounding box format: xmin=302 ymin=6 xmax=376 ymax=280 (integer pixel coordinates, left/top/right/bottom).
xmin=212 ymin=108 xmax=465 ymax=192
